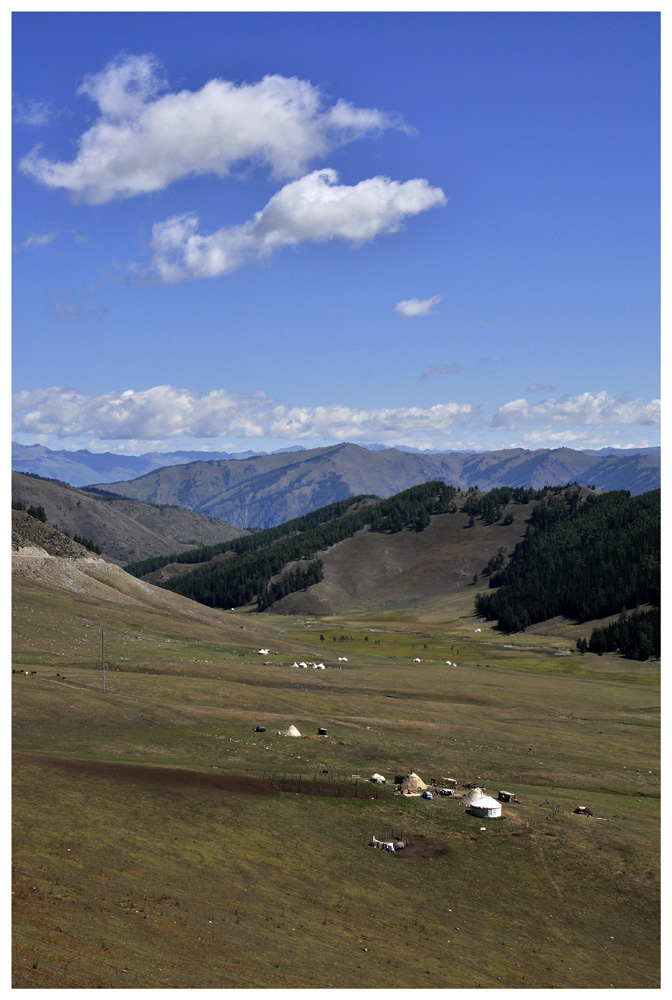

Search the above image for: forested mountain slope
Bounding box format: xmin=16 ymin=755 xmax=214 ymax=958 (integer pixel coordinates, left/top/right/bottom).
xmin=475 ymin=489 xmax=660 ymax=653
xmin=126 ymin=482 xmax=577 ymax=615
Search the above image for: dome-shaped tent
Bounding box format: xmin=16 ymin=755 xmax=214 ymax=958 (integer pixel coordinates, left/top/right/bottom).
xmin=468 ymin=795 xmax=502 ymax=818
xmin=399 ymin=772 xmax=427 ymax=794
xmin=459 ymin=787 xmax=485 ymax=808
xmin=281 ymin=724 xmax=302 ymax=737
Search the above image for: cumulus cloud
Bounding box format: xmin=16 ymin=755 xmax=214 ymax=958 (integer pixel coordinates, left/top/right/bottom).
xmin=491 ymin=391 xmax=660 ymax=429
xmin=151 ymin=169 xmax=446 ymax=282
xmin=19 ymin=54 xmax=404 ymax=204
xmin=13 ymin=385 xmax=660 ymax=452
xmin=12 ymin=385 xmax=268 ymax=441
xmin=394 ymin=294 xmax=443 ymax=317
xmin=421 ymin=363 xmax=461 ymax=379
xmin=269 ymin=402 xmax=474 ymax=442
xmin=13 ymin=385 xmax=474 ymax=448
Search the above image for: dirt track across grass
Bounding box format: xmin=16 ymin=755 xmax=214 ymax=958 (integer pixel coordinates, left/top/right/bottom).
xmin=13 ymin=752 xmax=280 ymax=796
xmin=12 ymin=753 xmax=380 ymax=800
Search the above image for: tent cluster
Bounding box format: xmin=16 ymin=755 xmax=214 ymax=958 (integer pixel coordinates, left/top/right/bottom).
xmin=290 ymin=661 xmax=326 ymax=669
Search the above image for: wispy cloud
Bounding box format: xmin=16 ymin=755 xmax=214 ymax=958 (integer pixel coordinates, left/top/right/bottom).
xmin=19 ymin=54 xmax=406 ymax=204
xmin=394 ymin=294 xmax=443 ymax=317
xmin=420 ymin=363 xmax=461 ymax=379
xmin=50 ymin=297 xmax=108 ymax=321
xmin=151 ymin=169 xmax=446 ymax=282
xmin=17 ymin=232 xmax=57 ymax=251
xmin=13 ymin=96 xmax=54 ymax=126
xmin=53 ymin=300 xmax=81 ymax=320
xmin=527 ymin=382 xmax=556 ymax=393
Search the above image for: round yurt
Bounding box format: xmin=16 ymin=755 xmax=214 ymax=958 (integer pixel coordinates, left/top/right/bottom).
xmin=468 ymin=794 xmax=502 ymax=818
xmin=282 ymin=724 xmax=302 ymax=737
xmin=399 ymin=771 xmax=427 ymax=794
xmin=459 ymin=787 xmax=485 ymax=808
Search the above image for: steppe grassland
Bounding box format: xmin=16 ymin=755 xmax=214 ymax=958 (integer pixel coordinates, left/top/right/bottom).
xmin=12 ymin=576 xmax=659 ymax=987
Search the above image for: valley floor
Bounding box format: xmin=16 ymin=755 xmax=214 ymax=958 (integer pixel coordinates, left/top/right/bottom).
xmin=12 ymin=577 xmax=660 ymax=988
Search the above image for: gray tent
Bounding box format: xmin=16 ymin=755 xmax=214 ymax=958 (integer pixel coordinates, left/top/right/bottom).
xmin=460 ymin=786 xmax=485 ymax=807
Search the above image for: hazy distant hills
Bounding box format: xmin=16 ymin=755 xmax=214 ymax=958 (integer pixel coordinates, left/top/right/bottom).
xmin=11 ymin=471 xmax=246 ymax=565
xmin=87 ymin=443 xmax=660 ymax=529
xmin=13 ymin=440 xmax=660 ymax=493
xmin=11 ymin=443 xmax=262 ymax=487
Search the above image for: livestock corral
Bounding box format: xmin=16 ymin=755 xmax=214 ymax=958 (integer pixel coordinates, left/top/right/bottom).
xmin=12 ymin=578 xmax=660 ymax=988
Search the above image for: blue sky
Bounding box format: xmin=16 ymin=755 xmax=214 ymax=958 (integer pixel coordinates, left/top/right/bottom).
xmin=11 ymin=11 xmax=660 ymax=455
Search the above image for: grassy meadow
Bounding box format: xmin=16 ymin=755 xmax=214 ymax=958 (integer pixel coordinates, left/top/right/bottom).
xmin=12 ymin=576 xmax=660 ymax=987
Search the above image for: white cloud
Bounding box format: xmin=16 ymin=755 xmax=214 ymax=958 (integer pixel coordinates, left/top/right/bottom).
xmin=12 ymin=386 xmax=268 ymax=441
xmin=19 ymin=54 xmax=404 ymax=204
xmin=491 ymin=391 xmax=661 ymax=429
xmin=15 ymin=385 xmax=657 ymax=453
xmin=269 ymin=402 xmax=474 ymax=442
xmin=12 ymin=386 xmax=473 ymax=448
xmin=394 ymin=294 xmax=443 ymax=317
xmin=151 ymin=169 xmax=446 ymax=282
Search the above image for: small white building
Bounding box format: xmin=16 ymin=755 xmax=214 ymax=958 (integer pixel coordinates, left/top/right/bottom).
xmin=468 ymin=795 xmax=502 ymax=818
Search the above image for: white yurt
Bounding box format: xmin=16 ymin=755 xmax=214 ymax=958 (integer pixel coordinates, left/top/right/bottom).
xmin=468 ymin=795 xmax=502 ymax=818
xmin=282 ymin=724 xmax=302 ymax=737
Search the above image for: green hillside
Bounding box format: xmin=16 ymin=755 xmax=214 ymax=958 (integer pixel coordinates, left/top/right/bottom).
xmin=127 ymin=482 xmax=460 ymax=609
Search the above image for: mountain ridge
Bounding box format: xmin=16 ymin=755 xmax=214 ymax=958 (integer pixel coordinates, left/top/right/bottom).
xmin=12 ymin=440 xmax=660 ymax=489
xmin=11 ymin=471 xmax=246 ymax=565
xmin=87 ymin=443 xmax=660 ymax=529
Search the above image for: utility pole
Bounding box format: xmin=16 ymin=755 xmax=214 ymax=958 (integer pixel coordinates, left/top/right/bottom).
xmin=101 ymin=628 xmax=105 ymax=693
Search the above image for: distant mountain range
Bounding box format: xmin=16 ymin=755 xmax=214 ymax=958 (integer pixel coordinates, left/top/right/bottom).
xmin=14 ymin=440 xmax=660 ymax=491
xmin=11 ymin=443 xmax=265 ymax=486
xmin=79 ymin=442 xmax=660 ymax=529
